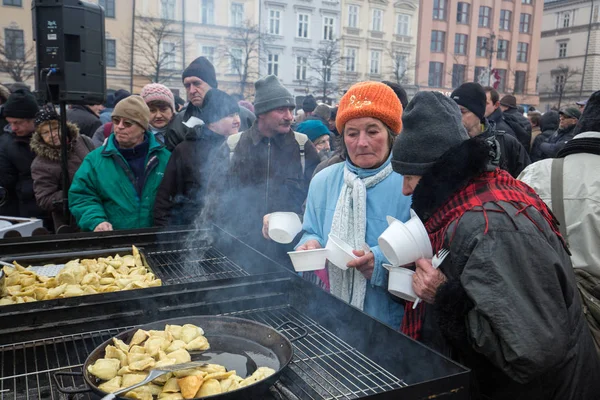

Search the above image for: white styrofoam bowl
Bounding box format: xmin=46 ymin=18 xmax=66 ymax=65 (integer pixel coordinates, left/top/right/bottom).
xmin=287 ymin=248 xmax=329 ymax=272
xmin=325 ymin=234 xmax=357 ymax=270
xmin=383 ymin=263 xmax=418 ymax=302
xmin=269 ymin=212 xmax=303 ymax=244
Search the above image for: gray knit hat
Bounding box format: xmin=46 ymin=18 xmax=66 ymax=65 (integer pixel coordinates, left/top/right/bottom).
xmin=253 ymin=75 xmax=295 ymax=115
xmin=392 ymin=91 xmax=469 ymax=176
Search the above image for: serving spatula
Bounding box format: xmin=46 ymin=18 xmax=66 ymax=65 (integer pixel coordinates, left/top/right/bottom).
xmin=101 ymin=360 xmax=209 ymax=400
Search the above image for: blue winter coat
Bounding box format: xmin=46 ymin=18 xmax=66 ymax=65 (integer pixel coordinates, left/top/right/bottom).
xmin=297 ymin=156 xmax=412 ymax=328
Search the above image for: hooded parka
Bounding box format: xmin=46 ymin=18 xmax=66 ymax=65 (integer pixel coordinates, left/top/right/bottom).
xmin=30 ymin=122 xmax=95 ymax=228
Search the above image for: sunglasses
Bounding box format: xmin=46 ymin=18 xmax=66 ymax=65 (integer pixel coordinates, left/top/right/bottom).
xmin=111 ymin=117 xmax=136 ymax=128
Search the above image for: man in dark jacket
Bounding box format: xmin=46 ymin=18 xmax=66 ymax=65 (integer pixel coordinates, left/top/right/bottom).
xmin=392 ymin=90 xmax=600 ymax=400
xmin=484 ymin=87 xmax=518 ymax=137
xmin=67 ymin=103 xmax=103 ymax=138
xmin=500 ymin=94 xmax=532 ymax=149
xmin=164 ymin=56 xmax=255 ymax=151
xmin=530 ymin=110 xmax=560 ymax=162
xmin=0 ymin=90 xmax=49 ymax=226
xmin=210 ymin=75 xmax=320 ymax=262
xmin=154 ymin=89 xmax=240 ymax=226
xmin=451 ymin=83 xmax=530 ymax=177
xmin=537 ymin=107 xmax=580 ymax=159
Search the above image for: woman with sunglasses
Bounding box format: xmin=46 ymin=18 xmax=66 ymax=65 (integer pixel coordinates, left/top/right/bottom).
xmin=68 ymin=96 xmax=171 ymax=232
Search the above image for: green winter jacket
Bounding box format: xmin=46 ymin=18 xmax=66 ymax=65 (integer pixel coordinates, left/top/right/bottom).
xmin=68 ymin=133 xmax=170 ymax=231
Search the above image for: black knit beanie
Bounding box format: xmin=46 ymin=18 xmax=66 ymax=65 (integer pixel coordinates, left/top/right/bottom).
xmin=2 ymin=89 xmax=39 ymax=119
xmin=302 ymin=95 xmax=317 ymax=113
xmin=35 ymin=107 xmax=59 ymax=127
xmin=573 ymin=90 xmax=600 ymax=136
xmin=182 ymin=56 xmax=218 ymax=89
xmin=202 ymin=89 xmax=240 ymax=125
xmin=451 ymin=82 xmax=487 ymax=122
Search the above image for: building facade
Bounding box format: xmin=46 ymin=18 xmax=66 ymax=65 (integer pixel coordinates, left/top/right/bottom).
xmin=338 ymin=0 xmax=420 ymax=98
xmin=259 ymin=0 xmax=342 ymax=106
xmin=0 ymin=0 xmax=261 ymax=99
xmin=538 ymin=0 xmax=600 ymax=111
xmin=415 ymin=0 xmax=542 ymax=107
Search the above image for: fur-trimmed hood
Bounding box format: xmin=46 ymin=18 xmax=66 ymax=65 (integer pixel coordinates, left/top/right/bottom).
xmin=30 ymin=121 xmax=80 ymax=161
xmin=411 ymin=136 xmax=497 ymax=221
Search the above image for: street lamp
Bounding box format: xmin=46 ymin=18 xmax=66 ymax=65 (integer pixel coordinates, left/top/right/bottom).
xmin=487 ymin=32 xmax=496 ymax=87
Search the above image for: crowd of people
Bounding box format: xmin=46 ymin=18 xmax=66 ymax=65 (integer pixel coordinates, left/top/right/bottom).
xmin=0 ymin=55 xmax=599 ymax=399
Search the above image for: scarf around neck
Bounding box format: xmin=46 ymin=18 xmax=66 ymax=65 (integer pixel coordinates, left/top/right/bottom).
xmin=401 ymin=138 xmax=564 ymax=340
xmin=327 ymin=155 xmax=393 ymax=310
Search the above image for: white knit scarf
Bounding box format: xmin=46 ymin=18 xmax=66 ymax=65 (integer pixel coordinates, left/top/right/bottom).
xmin=329 ymin=161 xmax=393 ymax=309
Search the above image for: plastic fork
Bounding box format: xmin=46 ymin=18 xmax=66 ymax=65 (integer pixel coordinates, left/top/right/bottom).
xmin=101 ymin=361 xmax=209 ymax=400
xmin=412 ymin=249 xmax=450 ymax=310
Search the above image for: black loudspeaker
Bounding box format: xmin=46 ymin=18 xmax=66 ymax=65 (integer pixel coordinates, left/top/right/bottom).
xmin=32 ymin=0 xmax=106 ymax=105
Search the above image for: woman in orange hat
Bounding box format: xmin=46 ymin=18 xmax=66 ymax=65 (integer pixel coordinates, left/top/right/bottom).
xmin=294 ymin=81 xmax=412 ymax=328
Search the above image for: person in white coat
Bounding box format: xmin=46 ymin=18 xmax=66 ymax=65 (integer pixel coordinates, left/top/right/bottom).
xmin=519 ymin=90 xmax=600 ymax=353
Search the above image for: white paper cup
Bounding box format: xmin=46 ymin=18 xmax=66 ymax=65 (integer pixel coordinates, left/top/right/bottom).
xmin=268 ymin=212 xmax=302 ymax=244
xmin=383 ymin=264 xmax=418 ymax=302
xmin=325 ymin=234 xmax=357 ymax=270
xmin=378 ymin=216 xmax=422 ymax=267
xmin=288 ymin=249 xmax=328 ymax=272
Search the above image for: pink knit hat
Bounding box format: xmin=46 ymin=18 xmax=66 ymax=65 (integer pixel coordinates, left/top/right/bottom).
xmin=140 ymin=83 xmax=175 ymax=111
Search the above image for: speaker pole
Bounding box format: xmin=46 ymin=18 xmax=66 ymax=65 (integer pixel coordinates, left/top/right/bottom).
xmin=59 ymin=101 xmax=70 ymax=222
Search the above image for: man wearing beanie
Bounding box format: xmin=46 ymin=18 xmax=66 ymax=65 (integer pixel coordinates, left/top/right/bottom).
xmin=536 ymin=106 xmax=581 ymax=159
xmin=0 ymin=90 xmax=50 ymax=224
xmin=451 ymin=82 xmax=530 ymax=177
xmin=92 ymin=89 xmax=131 ymax=147
xmin=483 ymin=87 xmax=523 ymax=147
xmin=302 ymin=95 xmax=317 ymax=116
xmin=165 ymin=56 xmax=256 ymax=151
xmin=154 ymin=89 xmax=241 ymax=226
xmin=519 ymin=91 xmax=600 ymax=356
xmin=392 ymin=91 xmax=600 ymax=399
xmin=500 ymin=94 xmax=533 ymax=139
xmin=209 ymin=75 xmax=320 ymax=264
xmin=69 ymin=96 xmax=170 ymax=232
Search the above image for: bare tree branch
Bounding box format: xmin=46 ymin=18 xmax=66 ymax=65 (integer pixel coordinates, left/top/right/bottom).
xmin=127 ymin=15 xmax=183 ymax=84
xmin=0 ymin=33 xmax=36 ymax=83
xmin=548 ymin=65 xmax=581 ymax=109
xmin=220 ymin=20 xmax=271 ymax=98
xmin=385 ymin=44 xmax=417 ymax=86
xmin=307 ymin=39 xmax=344 ymax=104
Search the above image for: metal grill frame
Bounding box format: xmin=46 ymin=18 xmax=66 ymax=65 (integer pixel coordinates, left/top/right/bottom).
xmin=0 ymin=306 xmax=411 ymax=400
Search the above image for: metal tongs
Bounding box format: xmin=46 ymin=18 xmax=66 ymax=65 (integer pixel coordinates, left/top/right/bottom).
xmin=101 ymin=360 xmax=209 ymax=400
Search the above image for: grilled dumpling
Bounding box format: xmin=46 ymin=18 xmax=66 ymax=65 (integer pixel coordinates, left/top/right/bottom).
xmin=128 ymin=356 xmax=155 ymax=371
xmin=196 ymin=378 xmax=222 ymax=397
xmin=130 ymin=329 xmax=149 ymax=347
xmin=165 ymin=325 xmax=183 ymax=341
xmin=162 ymin=377 xmax=180 ymax=393
xmin=87 ymin=358 xmax=120 ymax=381
xmin=181 ymin=324 xmax=203 ymax=344
xmin=185 ymin=336 xmax=209 ymax=351
xmin=121 ymin=372 xmax=148 ymax=387
xmin=166 ymin=340 xmax=186 ymax=353
xmin=98 ymin=376 xmax=121 ymax=393
xmin=104 ymin=345 xmax=127 ymax=367
xmin=158 ymin=393 xmax=184 ymax=400
xmin=177 ymin=375 xmax=204 ymax=399
xmin=166 ymin=348 xmax=191 ymax=364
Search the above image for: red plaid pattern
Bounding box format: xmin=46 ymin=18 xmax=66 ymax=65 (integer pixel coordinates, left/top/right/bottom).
xmin=401 ymin=169 xmax=563 ymax=340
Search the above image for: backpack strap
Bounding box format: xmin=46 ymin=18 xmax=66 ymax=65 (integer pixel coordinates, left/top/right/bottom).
xmin=226 ymin=132 xmax=243 ymax=161
xmin=81 ymin=135 xmax=95 ymax=153
xmin=293 ymin=131 xmax=308 ymax=175
xmin=227 ymin=131 xmax=308 ymax=174
xmin=551 ymin=157 xmax=569 ymax=248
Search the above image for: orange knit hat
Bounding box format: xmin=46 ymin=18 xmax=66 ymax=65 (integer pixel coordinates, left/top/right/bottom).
xmin=336 ymin=81 xmax=403 ymax=134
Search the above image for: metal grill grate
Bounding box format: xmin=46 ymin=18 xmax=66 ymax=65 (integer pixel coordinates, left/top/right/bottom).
xmin=0 ymin=327 xmax=131 ymax=400
xmin=226 ymin=306 xmax=408 ymax=399
xmin=145 ymin=247 xmax=250 ymax=285
xmin=0 ymin=306 xmax=406 ymax=400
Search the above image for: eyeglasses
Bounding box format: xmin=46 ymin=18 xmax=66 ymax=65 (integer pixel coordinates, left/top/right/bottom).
xmin=111 ymin=117 xmax=135 ymax=128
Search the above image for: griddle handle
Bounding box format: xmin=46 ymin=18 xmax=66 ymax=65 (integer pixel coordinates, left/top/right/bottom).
xmin=52 ymin=371 xmax=91 ymax=394
xmin=276 ymin=321 xmax=308 ymax=342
